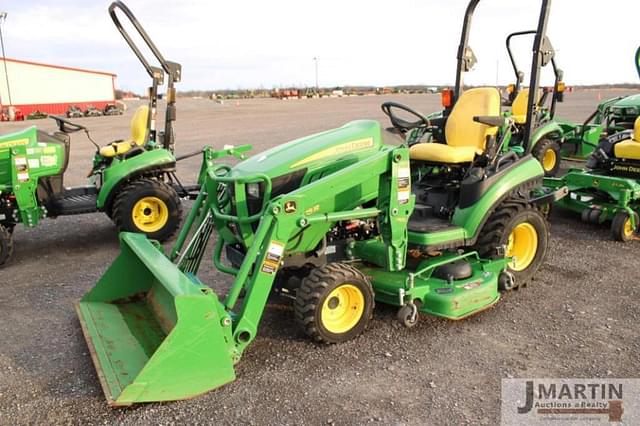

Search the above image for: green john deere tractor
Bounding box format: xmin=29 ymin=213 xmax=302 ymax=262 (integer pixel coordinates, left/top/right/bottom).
xmin=0 ymin=1 xmax=198 ymax=267
xmin=398 ymin=27 xmax=567 ymax=177
xmin=502 ymin=29 xmax=567 ymax=176
xmin=545 ymin=116 xmax=640 ymax=241
xmin=76 ymin=0 xmax=566 ymax=406
xmin=550 ymin=45 xmax=640 ymax=161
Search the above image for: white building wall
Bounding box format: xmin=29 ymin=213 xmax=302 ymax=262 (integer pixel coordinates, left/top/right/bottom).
xmin=0 ymin=59 xmax=115 ymax=105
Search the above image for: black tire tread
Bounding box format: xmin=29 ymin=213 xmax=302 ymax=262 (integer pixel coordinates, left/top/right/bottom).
xmin=532 ymin=138 xmax=562 ymax=177
xmin=294 ymin=263 xmax=373 ymax=344
xmin=0 ymin=224 xmax=14 ymax=267
xmin=112 ymin=177 xmax=182 ymax=241
xmin=611 ymin=211 xmax=637 ymax=242
xmin=472 ymin=195 xmax=549 ymax=289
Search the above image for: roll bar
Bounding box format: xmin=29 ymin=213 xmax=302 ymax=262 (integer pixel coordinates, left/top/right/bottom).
xmin=635 ymin=46 xmax=640 ymax=80
xmin=453 ymin=0 xmax=553 ymax=154
xmin=506 ymin=30 xmax=563 ymax=119
xmin=109 ymin=1 xmax=181 ymax=152
xmin=506 ymin=31 xmax=537 ymax=94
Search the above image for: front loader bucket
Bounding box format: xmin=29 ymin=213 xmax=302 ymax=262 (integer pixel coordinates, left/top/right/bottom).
xmin=76 ymin=232 xmax=236 ymax=406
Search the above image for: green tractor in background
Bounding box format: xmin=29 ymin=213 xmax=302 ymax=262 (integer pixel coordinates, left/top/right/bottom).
xmin=76 ymin=0 xmax=566 ymax=406
xmin=545 ymin=116 xmax=640 ymax=241
xmin=501 ymin=29 xmax=567 ymax=177
xmin=0 ymin=2 xmax=199 ymax=267
xmin=550 ymin=45 xmax=640 ymax=161
xmin=400 ymin=27 xmax=567 ymax=177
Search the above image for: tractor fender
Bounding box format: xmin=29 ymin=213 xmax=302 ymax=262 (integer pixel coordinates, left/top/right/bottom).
xmin=452 ymin=155 xmax=544 ymax=243
xmin=97 ymin=149 xmax=176 ymax=211
xmin=530 ymin=121 xmax=563 ymax=148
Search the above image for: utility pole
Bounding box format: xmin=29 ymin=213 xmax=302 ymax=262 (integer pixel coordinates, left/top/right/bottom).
xmin=313 ymin=57 xmax=319 ymax=96
xmin=0 ymin=12 xmax=11 ymax=106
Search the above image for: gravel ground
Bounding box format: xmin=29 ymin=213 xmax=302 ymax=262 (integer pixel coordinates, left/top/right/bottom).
xmin=0 ymin=91 xmax=639 ymax=425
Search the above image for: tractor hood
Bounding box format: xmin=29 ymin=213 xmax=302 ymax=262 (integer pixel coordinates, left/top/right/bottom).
xmin=611 ymin=94 xmax=640 ymax=109
xmin=232 ymin=120 xmax=384 ymax=178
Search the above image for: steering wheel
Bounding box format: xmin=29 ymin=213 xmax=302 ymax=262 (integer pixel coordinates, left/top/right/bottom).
xmin=381 ymin=102 xmax=431 ymax=132
xmin=49 ymin=115 xmax=87 ymax=133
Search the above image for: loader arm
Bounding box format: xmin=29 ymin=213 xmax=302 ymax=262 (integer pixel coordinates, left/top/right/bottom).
xmin=77 ymin=145 xmax=413 ymax=405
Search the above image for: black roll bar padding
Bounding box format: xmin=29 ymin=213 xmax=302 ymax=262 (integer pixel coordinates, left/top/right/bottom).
xmin=109 ymin=1 xmax=172 ymax=80
xmin=109 ymin=1 xmax=181 ymax=152
xmin=521 ymin=0 xmax=553 ymax=154
xmin=453 ymin=0 xmax=481 ymax=104
xmin=635 ymin=45 xmax=640 ymax=80
xmin=506 ymin=30 xmax=537 ymax=94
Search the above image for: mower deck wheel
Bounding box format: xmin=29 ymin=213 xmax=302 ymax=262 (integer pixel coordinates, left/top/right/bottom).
xmin=611 ymin=211 xmax=638 ymax=242
xmin=295 ymin=263 xmax=374 ymax=344
xmin=397 ymin=303 xmax=419 ymax=328
xmin=0 ymin=224 xmax=14 ymax=268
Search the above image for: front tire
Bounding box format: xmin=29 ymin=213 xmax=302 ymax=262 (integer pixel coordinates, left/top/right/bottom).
xmin=0 ymin=224 xmax=14 ymax=268
xmin=474 ymin=200 xmax=549 ymax=289
xmin=294 ymin=263 xmax=374 ymax=344
xmin=611 ymin=211 xmax=638 ymax=242
xmin=533 ymin=138 xmax=561 ymax=177
xmin=112 ymin=178 xmax=182 ymax=241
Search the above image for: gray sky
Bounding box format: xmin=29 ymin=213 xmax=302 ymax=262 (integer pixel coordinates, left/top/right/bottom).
xmin=3 ymin=0 xmax=639 ymax=92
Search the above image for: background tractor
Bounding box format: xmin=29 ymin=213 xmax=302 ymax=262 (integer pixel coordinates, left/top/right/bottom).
xmin=66 ymin=106 xmax=84 ymax=119
xmin=502 ymin=30 xmax=566 ymax=176
xmin=395 ymin=27 xmax=567 ymax=177
xmin=76 ymin=0 xmax=565 ymax=406
xmin=84 ymin=105 xmax=104 ymax=117
xmin=545 ymin=116 xmax=640 ymax=241
xmin=551 ymin=46 xmax=640 ymax=160
xmin=0 ymin=1 xmax=197 ymax=267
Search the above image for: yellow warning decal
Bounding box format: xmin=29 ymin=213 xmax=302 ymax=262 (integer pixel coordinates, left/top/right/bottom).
xmin=290 ymin=137 xmax=374 ymax=168
xmin=261 ymin=241 xmax=285 ymax=275
xmin=0 ymin=138 xmax=29 ymax=149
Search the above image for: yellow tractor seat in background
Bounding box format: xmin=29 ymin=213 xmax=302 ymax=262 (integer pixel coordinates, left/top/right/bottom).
xmin=613 ymin=117 xmax=640 ymax=160
xmin=99 ymin=105 xmax=149 ymax=158
xmin=511 ymin=88 xmax=542 ymax=124
xmin=409 ymin=87 xmax=501 ymax=164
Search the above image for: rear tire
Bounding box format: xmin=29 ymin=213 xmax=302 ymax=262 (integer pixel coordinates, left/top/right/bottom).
xmin=294 ymin=263 xmax=374 ymax=344
xmin=533 ymin=139 xmax=561 ymax=177
xmin=0 ymin=224 xmax=14 ymax=268
xmin=611 ymin=211 xmax=637 ymax=242
xmin=112 ymin=178 xmax=182 ymax=242
xmin=473 ymin=200 xmax=549 ymax=289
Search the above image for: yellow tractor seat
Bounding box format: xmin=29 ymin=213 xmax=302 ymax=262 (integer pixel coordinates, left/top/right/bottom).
xmin=409 ymin=87 xmax=501 ymax=164
xmin=613 ymin=117 xmax=640 ymax=160
xmin=511 ymin=88 xmax=542 ymax=124
xmin=410 ymin=144 xmax=481 ymax=164
xmin=99 ymin=105 xmax=149 ymax=158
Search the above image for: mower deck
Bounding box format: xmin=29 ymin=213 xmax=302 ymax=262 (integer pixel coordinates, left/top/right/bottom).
xmin=357 ymin=253 xmax=505 ymax=320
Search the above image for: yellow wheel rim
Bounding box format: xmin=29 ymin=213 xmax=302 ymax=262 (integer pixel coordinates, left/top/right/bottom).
xmin=542 ymin=148 xmax=557 ymax=172
xmin=623 ymin=217 xmax=634 ymax=237
xmin=131 ymin=196 xmax=169 ymax=233
xmin=506 ymin=222 xmax=538 ymax=272
xmin=321 ymin=284 xmax=365 ymax=334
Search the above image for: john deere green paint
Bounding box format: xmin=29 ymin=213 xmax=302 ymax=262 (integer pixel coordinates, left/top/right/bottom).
xmin=0 ymin=1 xmax=200 ymax=267
xmin=544 ymin=116 xmax=640 ymax=241
xmin=77 ymin=0 xmax=565 ymax=406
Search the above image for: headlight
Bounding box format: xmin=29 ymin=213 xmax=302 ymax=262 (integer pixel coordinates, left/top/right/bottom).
xmin=625 ymin=107 xmax=638 ymax=115
xmin=246 ymin=183 xmax=261 ymax=199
